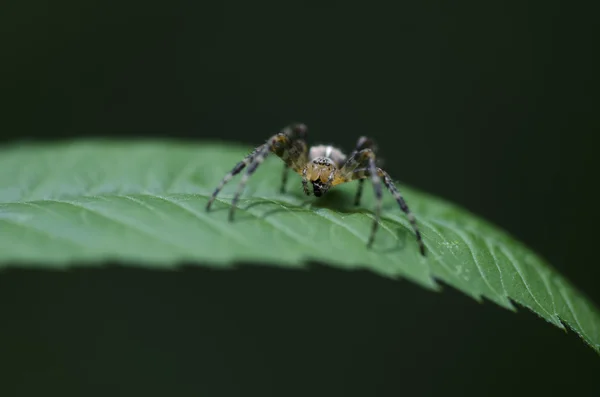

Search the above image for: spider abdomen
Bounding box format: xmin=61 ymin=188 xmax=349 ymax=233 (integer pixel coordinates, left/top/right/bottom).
xmin=308 ymin=145 xmax=346 ymax=167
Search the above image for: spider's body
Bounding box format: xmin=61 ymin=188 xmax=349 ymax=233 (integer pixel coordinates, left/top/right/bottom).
xmin=304 ymin=145 xmax=346 ymax=196
xmin=206 ymin=123 xmax=426 ymax=256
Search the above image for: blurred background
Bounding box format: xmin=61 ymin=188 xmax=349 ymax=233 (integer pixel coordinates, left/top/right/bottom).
xmin=1 ymin=1 xmax=599 ymax=396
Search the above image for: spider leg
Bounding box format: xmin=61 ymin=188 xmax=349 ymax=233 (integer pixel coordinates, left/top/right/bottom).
xmin=229 ymin=145 xmax=271 ymax=221
xmin=279 ymin=124 xmax=310 ymax=193
xmin=280 ymin=164 xmax=290 ymax=193
xmin=377 ymin=169 xmax=425 ymax=256
xmin=338 ymin=148 xmax=425 ymax=256
xmin=336 ymin=148 xmax=382 ymax=246
xmin=365 ymin=152 xmax=383 ymax=249
xmin=205 ymin=147 xmax=262 ymax=210
xmin=302 ymin=167 xmax=310 ymax=195
xmin=206 ymin=123 xmax=309 ymax=220
xmin=348 ymin=136 xmax=376 ymax=206
xmin=354 ymin=180 xmax=365 ymax=206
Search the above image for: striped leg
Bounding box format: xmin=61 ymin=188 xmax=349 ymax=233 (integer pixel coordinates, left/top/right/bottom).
xmin=338 ymin=148 xmax=382 ymax=246
xmin=349 ymin=136 xmax=376 ymax=206
xmin=378 ymin=169 xmax=426 ymax=256
xmin=278 ymin=122 xmax=309 ymax=194
xmin=205 ymin=147 xmax=262 ymax=211
xmin=365 ymin=151 xmax=383 ymax=248
xmin=354 ymin=180 xmax=365 ymax=206
xmin=229 ymin=144 xmax=272 ymax=221
xmin=340 ymin=147 xmax=426 ymax=256
xmin=224 ymin=123 xmax=309 ymax=221
xmin=302 ymin=167 xmax=310 ymax=195
xmin=280 ymin=164 xmax=290 ymax=193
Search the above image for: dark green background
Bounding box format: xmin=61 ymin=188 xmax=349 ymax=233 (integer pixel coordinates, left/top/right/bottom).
xmin=1 ymin=1 xmax=599 ymax=396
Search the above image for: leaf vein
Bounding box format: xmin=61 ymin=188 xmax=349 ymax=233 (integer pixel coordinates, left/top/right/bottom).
xmin=0 ymin=217 xmax=87 ymax=251
xmin=42 ymin=199 xmax=190 ymax=253
xmin=484 ymin=240 xmax=510 ymax=301
xmin=556 ymin=280 xmax=592 ymax=343
xmin=151 ymin=195 xmax=254 ymax=249
xmin=452 ymin=228 xmax=504 ymax=302
xmin=498 ymin=246 xmax=555 ymax=321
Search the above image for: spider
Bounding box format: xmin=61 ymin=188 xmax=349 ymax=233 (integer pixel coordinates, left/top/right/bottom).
xmin=205 ymin=123 xmax=426 ymax=256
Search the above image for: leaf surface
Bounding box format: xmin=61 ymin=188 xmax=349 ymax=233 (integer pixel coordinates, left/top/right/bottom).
xmin=1 ymin=140 xmax=598 ymax=353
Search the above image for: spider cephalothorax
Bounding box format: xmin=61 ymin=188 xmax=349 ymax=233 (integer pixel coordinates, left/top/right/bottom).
xmin=205 ymin=123 xmax=426 ymax=256
xmin=304 ymin=146 xmax=346 ymax=197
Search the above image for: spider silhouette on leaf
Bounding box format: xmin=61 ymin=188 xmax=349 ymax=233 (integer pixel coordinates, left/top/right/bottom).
xmin=205 ymin=123 xmax=426 ymax=256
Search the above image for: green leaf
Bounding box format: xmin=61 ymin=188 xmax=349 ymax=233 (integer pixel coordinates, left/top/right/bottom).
xmin=1 ymin=140 xmax=599 ymax=353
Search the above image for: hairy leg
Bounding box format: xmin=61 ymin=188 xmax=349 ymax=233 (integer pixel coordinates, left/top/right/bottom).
xmin=339 ymin=147 xmax=425 ymax=255
xmin=302 ymin=167 xmax=310 ymax=195
xmin=205 ymin=147 xmax=262 ymax=210
xmin=348 ymin=136 xmax=376 ymax=206
xmin=377 ymin=168 xmax=426 ymax=256
xmin=365 ymin=152 xmax=383 ymax=248
xmin=205 ymin=123 xmax=308 ymax=220
xmin=280 ymin=164 xmax=290 ymax=193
